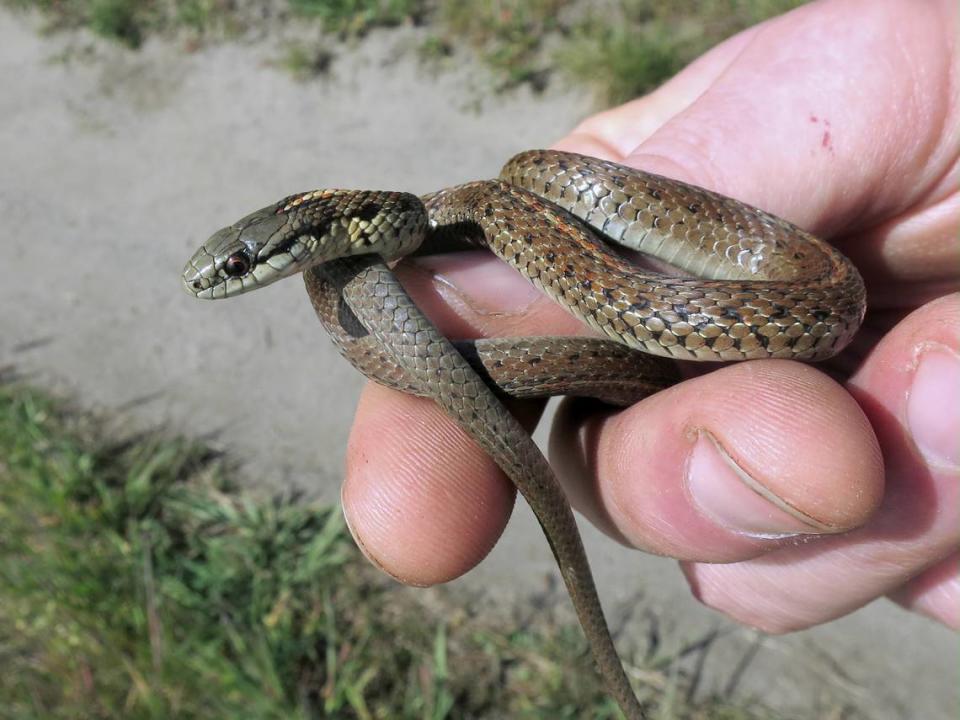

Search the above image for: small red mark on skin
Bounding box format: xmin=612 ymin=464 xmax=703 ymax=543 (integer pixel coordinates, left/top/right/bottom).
xmin=808 ymin=114 xmax=834 ymax=153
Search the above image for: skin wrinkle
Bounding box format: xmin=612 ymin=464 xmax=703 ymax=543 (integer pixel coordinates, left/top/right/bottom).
xmin=856 ymin=3 xmax=958 ymax=215
xmin=562 ymin=132 xmax=623 ymax=164
xmin=701 ymin=528 xmax=943 ymax=629
xmin=688 ymin=537 xmax=899 ymax=633
xmin=853 ymin=193 xmax=960 ymax=298
xmin=890 ymin=553 xmax=960 ymax=628
xmin=878 ymin=20 xmax=953 ymax=212
xmin=908 ymin=3 xmax=959 ymax=196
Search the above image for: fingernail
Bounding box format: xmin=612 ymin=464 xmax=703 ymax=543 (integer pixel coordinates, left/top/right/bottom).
xmin=686 ymin=432 xmax=834 ymax=537
xmin=414 ymin=252 xmax=542 ymax=316
xmin=907 ymin=346 xmax=960 ymax=469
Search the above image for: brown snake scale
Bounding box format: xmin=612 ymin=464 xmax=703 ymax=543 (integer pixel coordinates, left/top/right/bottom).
xmin=183 ymin=150 xmax=867 ymax=719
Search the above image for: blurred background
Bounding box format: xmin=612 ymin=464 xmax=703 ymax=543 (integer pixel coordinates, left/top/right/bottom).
xmin=1 ymin=1 xmax=955 ymax=718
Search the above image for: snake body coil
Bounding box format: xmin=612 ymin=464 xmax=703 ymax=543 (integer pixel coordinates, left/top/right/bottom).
xmin=183 ymin=150 xmax=866 ymax=720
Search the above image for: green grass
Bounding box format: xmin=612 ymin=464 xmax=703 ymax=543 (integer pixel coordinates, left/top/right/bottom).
xmin=8 ymin=0 xmax=168 ymax=47
xmin=0 ymin=381 xmax=817 ymax=719
xmin=555 ymin=0 xmax=810 ymax=103
xmin=278 ymin=41 xmax=334 ymax=80
xmin=3 ymin=0 xmax=428 ymax=48
xmin=428 ymin=0 xmax=569 ymax=92
xmin=287 ymin=0 xmax=426 ymax=34
xmin=5 ymin=0 xmax=807 ymax=97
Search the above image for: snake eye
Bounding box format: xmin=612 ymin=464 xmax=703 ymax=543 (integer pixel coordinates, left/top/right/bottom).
xmin=224 ymin=252 xmax=251 ymax=277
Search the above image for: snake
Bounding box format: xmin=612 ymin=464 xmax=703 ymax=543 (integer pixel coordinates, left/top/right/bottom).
xmin=182 ymin=150 xmax=866 ymax=719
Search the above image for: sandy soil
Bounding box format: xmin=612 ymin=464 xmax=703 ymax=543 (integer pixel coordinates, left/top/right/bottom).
xmin=1 ymin=10 xmax=955 ymax=718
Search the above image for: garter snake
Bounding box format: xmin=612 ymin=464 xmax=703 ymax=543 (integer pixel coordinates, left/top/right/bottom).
xmin=182 ymin=150 xmax=866 ymax=719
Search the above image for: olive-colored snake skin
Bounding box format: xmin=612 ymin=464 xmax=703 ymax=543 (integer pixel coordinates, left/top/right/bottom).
xmin=182 ymin=150 xmax=866 ymax=719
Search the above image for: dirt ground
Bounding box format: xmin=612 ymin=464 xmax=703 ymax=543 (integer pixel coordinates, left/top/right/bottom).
xmin=1 ymin=9 xmax=955 ymax=719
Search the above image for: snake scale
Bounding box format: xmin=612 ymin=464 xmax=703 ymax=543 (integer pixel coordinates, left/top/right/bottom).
xmin=183 ymin=150 xmax=866 ymax=719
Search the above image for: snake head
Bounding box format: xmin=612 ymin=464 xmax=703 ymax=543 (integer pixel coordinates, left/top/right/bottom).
xmin=181 ymin=197 xmax=321 ymax=300
xmin=183 ymin=190 xmax=427 ymax=299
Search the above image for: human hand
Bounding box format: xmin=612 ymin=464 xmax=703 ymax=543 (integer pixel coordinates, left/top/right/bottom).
xmin=341 ymin=0 xmax=959 ymax=631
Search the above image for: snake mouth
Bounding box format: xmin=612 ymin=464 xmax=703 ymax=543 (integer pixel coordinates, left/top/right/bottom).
xmin=183 ymin=276 xmax=217 ymax=299
xmin=181 ymin=266 xmax=249 ymax=300
xmin=181 ymin=253 xmax=220 ymax=299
